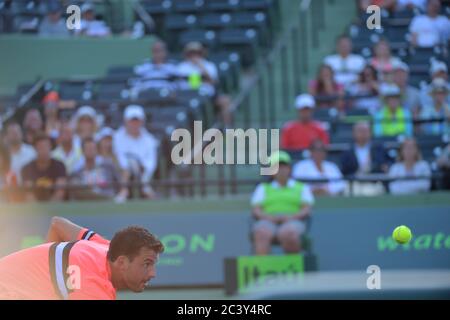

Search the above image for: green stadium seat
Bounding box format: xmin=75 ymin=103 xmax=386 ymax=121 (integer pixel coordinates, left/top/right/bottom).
xmin=95 ymin=80 xmax=130 ymax=101
xmin=205 ymin=0 xmax=241 ymax=12
xmin=172 ymin=0 xmax=205 ymax=13
xmin=178 ymin=29 xmax=217 ymax=50
xmin=59 ymin=81 xmax=93 ymax=101
xmin=218 ymin=28 xmax=259 ymax=67
xmin=165 ymin=13 xmax=198 ymax=31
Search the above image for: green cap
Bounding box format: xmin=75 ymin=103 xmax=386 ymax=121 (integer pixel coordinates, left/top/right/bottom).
xmin=269 ymin=151 xmax=292 ymax=167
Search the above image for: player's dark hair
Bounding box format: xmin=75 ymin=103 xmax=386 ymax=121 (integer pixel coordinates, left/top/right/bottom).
xmin=81 ymin=137 xmax=96 ymax=150
xmin=107 ymin=226 xmax=164 ymax=262
xmin=33 ymin=132 xmax=51 ymax=146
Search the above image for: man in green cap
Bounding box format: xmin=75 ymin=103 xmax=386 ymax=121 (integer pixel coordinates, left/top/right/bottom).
xmin=251 ymin=151 xmax=314 ymax=255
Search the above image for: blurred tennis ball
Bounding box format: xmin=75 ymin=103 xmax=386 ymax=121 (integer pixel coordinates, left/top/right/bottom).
xmin=392 ymin=225 xmax=413 ymax=244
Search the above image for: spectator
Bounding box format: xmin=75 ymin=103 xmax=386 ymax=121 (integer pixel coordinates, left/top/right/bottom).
xmin=409 ymin=0 xmax=450 ymax=48
xmin=70 ymin=138 xmax=128 ymax=201
xmin=374 ymin=83 xmax=413 ymax=137
xmin=293 ymin=139 xmax=347 ymax=196
xmin=348 ymin=65 xmax=381 ymax=114
xmin=38 ymin=2 xmax=70 ymax=38
xmin=369 ymin=39 xmax=402 ymax=82
xmin=52 ymin=122 xmax=84 ymax=174
xmin=113 ymin=105 xmax=159 ymax=199
xmin=420 ymin=61 xmax=450 ymax=107
xmin=132 ymin=41 xmax=178 ymax=93
xmin=436 ymin=143 xmax=450 ymax=190
xmin=392 ymin=61 xmax=422 ymax=116
xmin=75 ymin=3 xmax=111 ymax=38
xmin=22 ymin=109 xmax=44 ymax=145
xmin=420 ymin=78 xmax=450 ymax=135
xmin=251 ymin=151 xmax=314 ymax=255
xmin=42 ymin=91 xmax=62 ymax=142
xmin=22 ymin=133 xmax=67 ymax=202
xmin=177 ymin=42 xmax=232 ymax=126
xmin=308 ymin=64 xmax=345 ymax=109
xmin=72 ymin=106 xmax=101 ymax=149
xmin=3 ymin=122 xmax=36 ymax=184
xmin=324 ymin=35 xmax=366 ymax=88
xmin=388 ymin=138 xmax=431 ymax=194
xmin=281 ymin=94 xmax=329 ymax=151
xmin=96 ymin=127 xmax=119 ymax=168
xmin=341 ymin=122 xmax=391 ymax=176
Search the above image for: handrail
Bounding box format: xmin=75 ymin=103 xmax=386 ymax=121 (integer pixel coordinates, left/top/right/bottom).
xmin=132 ymin=0 xmax=155 ymax=33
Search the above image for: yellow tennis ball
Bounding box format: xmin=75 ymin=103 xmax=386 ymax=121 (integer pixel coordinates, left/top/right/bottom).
xmin=392 ymin=226 xmax=413 ymax=244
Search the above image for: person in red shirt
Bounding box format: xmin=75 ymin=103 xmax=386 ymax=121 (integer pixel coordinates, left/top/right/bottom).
xmin=0 ymin=217 xmax=164 ymax=300
xmin=281 ymin=94 xmax=330 ymax=151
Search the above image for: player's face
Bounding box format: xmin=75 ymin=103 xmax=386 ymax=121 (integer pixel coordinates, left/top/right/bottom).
xmin=123 ymin=248 xmax=158 ymax=293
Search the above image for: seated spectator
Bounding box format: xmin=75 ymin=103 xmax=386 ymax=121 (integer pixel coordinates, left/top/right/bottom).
xmin=388 ymin=138 xmax=431 ymax=194
xmin=341 ymin=122 xmax=391 ymax=176
xmin=436 ymin=143 xmax=450 ymax=190
xmin=308 ymin=64 xmax=345 ymax=109
xmin=281 ymin=94 xmax=329 ymax=151
xmin=420 ymin=61 xmax=450 ymax=108
xmin=43 ymin=91 xmax=62 ymax=142
xmin=251 ymin=151 xmax=314 ymax=255
xmin=374 ymin=84 xmax=413 ymax=137
xmin=3 ymin=122 xmax=36 ymax=184
xmin=409 ymin=0 xmax=449 ymax=48
xmin=96 ymin=127 xmax=119 ymax=168
xmin=392 ymin=61 xmax=421 ymax=116
xmin=293 ymin=140 xmax=347 ymax=196
xmin=22 ymin=109 xmax=44 ymax=145
xmin=348 ymin=65 xmax=381 ymax=114
xmin=22 ymin=133 xmax=67 ymax=202
xmin=420 ymin=78 xmax=450 ymax=135
xmin=177 ymin=42 xmax=232 ymax=126
xmin=324 ymin=35 xmax=366 ymax=88
xmin=369 ymin=39 xmax=402 ymax=82
xmin=132 ymin=41 xmax=178 ymax=93
xmin=75 ymin=3 xmax=111 ymax=38
xmin=38 ymin=2 xmax=70 ymax=38
xmin=113 ymin=105 xmax=159 ymax=199
xmin=396 ymin=0 xmax=427 ymax=11
xmin=52 ymin=122 xmax=84 ymax=175
xmin=70 ymin=138 xmax=128 ymax=201
xmin=72 ymin=106 xmax=101 ymax=149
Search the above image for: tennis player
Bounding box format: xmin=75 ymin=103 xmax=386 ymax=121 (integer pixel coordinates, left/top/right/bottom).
xmin=0 ymin=217 xmax=164 ymax=300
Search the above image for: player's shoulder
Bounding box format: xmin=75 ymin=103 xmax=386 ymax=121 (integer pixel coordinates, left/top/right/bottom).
xmin=282 ymin=121 xmax=300 ymax=131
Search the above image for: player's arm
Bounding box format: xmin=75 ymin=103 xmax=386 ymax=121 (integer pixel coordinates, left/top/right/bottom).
xmin=46 ymin=216 xmax=84 ymax=243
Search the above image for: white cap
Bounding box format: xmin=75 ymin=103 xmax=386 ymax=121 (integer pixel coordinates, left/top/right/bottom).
xmin=429 ymin=78 xmax=450 ymax=93
xmin=430 ymin=61 xmax=448 ymax=76
xmin=81 ymin=3 xmax=95 ymax=13
xmin=393 ymin=61 xmax=409 ymax=73
xmin=75 ymin=105 xmax=97 ymax=120
xmin=295 ymin=94 xmax=316 ymax=110
xmin=124 ymin=105 xmax=146 ymax=121
xmin=95 ymin=127 xmax=115 ymax=142
xmin=380 ymin=83 xmax=401 ymax=97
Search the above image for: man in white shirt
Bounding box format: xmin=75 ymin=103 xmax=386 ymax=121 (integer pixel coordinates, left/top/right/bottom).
xmin=52 ymin=122 xmax=84 ymax=175
xmin=177 ymin=42 xmax=232 ymax=126
xmin=293 ymin=140 xmax=347 ymax=196
xmin=4 ymin=123 xmax=36 ymax=184
xmin=324 ymin=36 xmax=366 ymax=88
xmin=420 ymin=61 xmax=450 ymax=108
xmin=75 ymin=3 xmax=111 ymax=38
xmin=409 ymin=0 xmax=450 ymax=48
xmin=113 ymin=105 xmax=159 ymax=199
xmin=396 ymin=0 xmax=427 ymax=11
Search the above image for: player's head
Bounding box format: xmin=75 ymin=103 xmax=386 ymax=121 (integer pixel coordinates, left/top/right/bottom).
xmin=107 ymin=226 xmax=164 ymax=293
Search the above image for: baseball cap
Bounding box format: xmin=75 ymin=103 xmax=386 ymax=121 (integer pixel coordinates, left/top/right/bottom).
xmin=429 ymin=78 xmax=450 ymax=93
xmin=269 ymin=151 xmax=292 ymax=167
xmin=380 ymin=83 xmax=401 ymax=97
xmin=295 ymin=94 xmax=316 ymax=110
xmin=124 ymin=105 xmax=146 ymax=121
xmin=95 ymin=127 xmax=115 ymax=142
xmin=430 ymin=61 xmax=448 ymax=76
xmin=42 ymin=91 xmax=60 ymax=104
xmin=184 ymin=42 xmax=204 ymax=54
xmin=75 ymin=106 xmax=97 ymax=120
